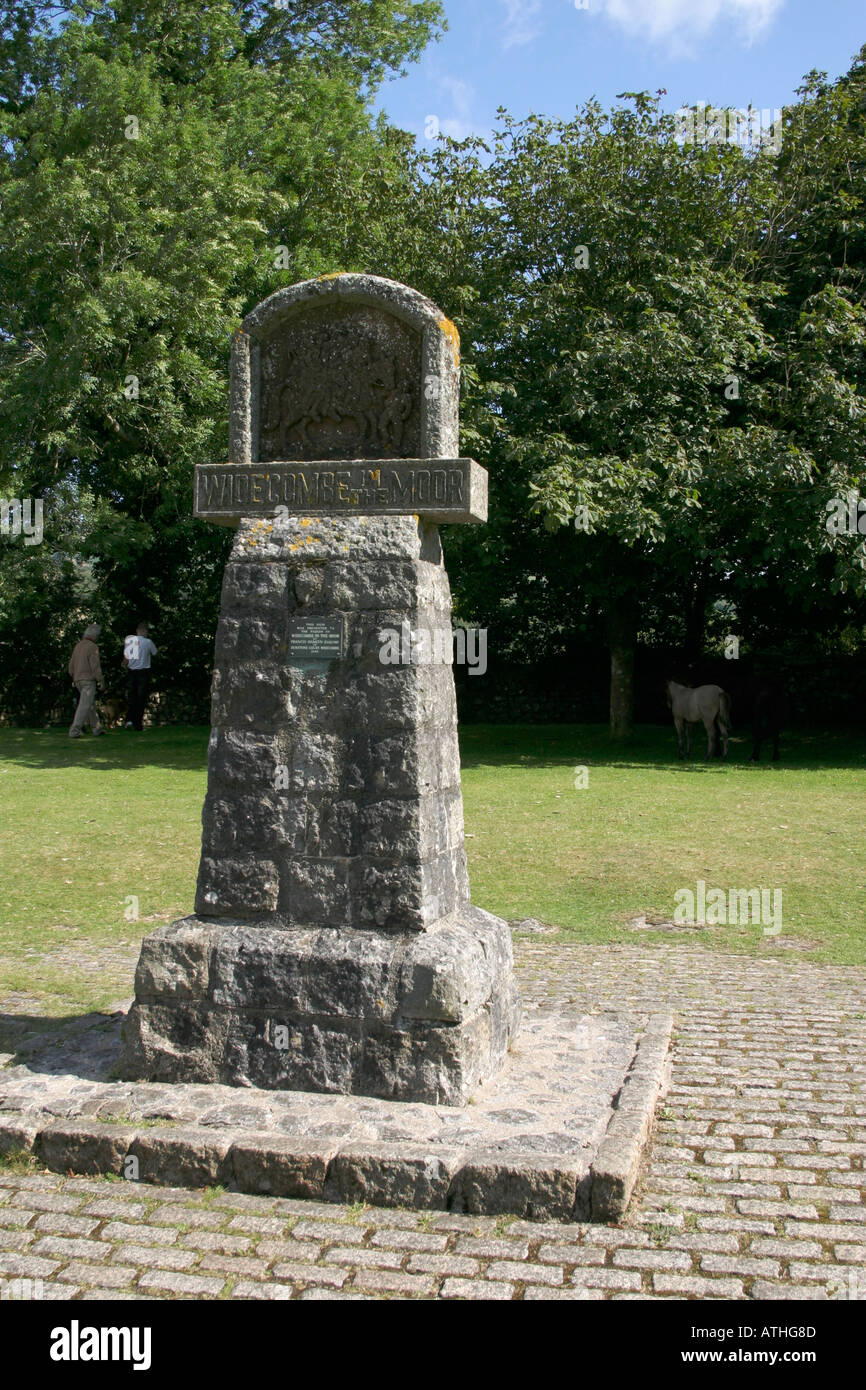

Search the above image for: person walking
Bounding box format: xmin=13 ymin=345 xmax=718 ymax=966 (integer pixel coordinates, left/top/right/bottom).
xmin=122 ymin=622 xmax=158 ymax=731
xmin=68 ymin=624 xmax=106 ymax=739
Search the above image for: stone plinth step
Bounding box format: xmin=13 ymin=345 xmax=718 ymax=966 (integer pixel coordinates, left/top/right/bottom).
xmin=0 ymin=1011 xmax=671 ymax=1222
xmin=121 ymin=908 xmax=520 ymax=1107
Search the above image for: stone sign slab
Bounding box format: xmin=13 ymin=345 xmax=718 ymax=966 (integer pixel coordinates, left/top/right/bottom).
xmin=257 ymin=299 xmax=423 ymax=461
xmin=229 ymin=274 xmax=461 ymax=466
xmin=194 ymin=458 xmax=487 ymax=526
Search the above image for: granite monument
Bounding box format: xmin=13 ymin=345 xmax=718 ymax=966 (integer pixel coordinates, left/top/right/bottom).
xmin=122 ymin=274 xmax=521 ymax=1105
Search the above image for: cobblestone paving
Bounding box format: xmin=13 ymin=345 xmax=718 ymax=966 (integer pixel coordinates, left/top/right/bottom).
xmin=1 ymin=943 xmax=864 ymax=1301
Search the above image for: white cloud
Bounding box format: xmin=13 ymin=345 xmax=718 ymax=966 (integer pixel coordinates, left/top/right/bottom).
xmin=436 ymin=76 xmax=477 ymax=141
xmin=601 ymin=0 xmax=783 ymax=55
xmin=499 ymin=0 xmax=544 ymax=50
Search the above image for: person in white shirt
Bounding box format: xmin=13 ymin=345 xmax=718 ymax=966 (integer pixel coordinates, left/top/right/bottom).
xmin=122 ymin=622 xmax=158 ymax=731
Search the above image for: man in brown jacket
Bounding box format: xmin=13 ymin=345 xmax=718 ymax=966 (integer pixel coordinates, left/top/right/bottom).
xmin=68 ymin=623 xmax=106 ymax=738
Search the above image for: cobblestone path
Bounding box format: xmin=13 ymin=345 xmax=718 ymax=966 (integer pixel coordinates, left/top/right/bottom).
xmin=1 ymin=944 xmax=864 ymax=1301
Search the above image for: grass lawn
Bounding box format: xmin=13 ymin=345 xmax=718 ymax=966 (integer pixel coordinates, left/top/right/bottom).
xmin=0 ymin=722 xmax=864 ymax=1047
xmin=459 ymin=725 xmax=865 ymax=966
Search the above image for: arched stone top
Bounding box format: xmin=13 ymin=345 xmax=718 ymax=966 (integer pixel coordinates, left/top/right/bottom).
xmin=229 ymin=274 xmax=461 ymax=464
xmin=242 ymin=273 xmax=459 ymax=353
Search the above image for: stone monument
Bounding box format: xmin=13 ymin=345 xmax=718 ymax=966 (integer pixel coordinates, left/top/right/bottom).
xmin=122 ymin=274 xmax=521 ymax=1105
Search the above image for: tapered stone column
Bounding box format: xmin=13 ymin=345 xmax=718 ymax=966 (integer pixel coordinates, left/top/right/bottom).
xmin=122 ymin=275 xmax=521 ymax=1104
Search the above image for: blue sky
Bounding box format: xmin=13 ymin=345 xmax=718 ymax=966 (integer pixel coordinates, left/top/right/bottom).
xmin=374 ymin=0 xmax=866 ymax=143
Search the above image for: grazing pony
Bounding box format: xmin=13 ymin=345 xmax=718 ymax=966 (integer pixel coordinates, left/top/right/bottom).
xmin=686 ymin=665 xmax=787 ymax=763
xmin=747 ymin=678 xmax=785 ymax=762
xmin=666 ymin=680 xmax=732 ymax=761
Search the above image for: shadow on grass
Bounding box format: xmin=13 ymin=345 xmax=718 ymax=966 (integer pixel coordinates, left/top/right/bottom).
xmin=1 ymin=722 xmax=863 ymax=774
xmin=457 ymin=724 xmax=866 ymax=773
xmin=0 ymin=726 xmax=210 ymax=772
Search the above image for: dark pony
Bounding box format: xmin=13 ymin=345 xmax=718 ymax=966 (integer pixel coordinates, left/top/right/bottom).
xmin=683 ymin=663 xmax=787 ymax=763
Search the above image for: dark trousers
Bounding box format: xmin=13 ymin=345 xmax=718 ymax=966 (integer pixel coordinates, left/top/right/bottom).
xmin=128 ymin=669 xmax=151 ymax=730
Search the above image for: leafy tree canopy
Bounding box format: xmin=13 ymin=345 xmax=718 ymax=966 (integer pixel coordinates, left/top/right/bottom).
xmin=0 ymin=0 xmax=442 ymax=718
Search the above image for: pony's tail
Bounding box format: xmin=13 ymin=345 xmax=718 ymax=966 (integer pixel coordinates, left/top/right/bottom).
xmin=719 ymin=689 xmax=733 ymax=729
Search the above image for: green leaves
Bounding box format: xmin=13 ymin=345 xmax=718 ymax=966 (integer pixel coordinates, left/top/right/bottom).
xmin=400 ymin=73 xmax=865 ymax=698
xmin=0 ymin=0 xmax=442 ymax=719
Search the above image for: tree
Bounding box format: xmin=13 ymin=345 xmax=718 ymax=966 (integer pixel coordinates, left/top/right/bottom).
xmin=649 ymin=51 xmax=866 ymax=665
xmin=403 ymin=78 xmax=865 ymax=734
xmin=0 ymin=0 xmax=443 ymax=719
xmin=400 ymin=99 xmax=778 ymax=733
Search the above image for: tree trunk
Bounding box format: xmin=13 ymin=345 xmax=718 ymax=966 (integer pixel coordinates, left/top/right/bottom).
xmin=683 ymin=573 xmax=709 ymax=667
xmin=607 ymin=598 xmax=636 ymax=739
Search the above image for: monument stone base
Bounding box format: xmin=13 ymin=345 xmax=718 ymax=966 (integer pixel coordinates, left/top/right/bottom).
xmin=122 ymin=907 xmax=521 ymax=1106
xmin=3 ymin=998 xmax=672 ymax=1223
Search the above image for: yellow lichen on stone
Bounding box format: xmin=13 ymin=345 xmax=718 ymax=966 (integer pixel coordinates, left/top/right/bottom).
xmin=437 ymin=317 xmax=460 ymax=368
xmin=300 ymin=518 xmax=311 ymax=526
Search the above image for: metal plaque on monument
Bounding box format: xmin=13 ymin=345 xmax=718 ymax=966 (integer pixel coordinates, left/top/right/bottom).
xmin=122 ymin=273 xmax=522 ymax=1105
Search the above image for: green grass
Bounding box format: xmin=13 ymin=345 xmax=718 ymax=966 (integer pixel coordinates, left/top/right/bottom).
xmin=0 ymin=722 xmax=864 ymax=1047
xmin=0 ymin=1147 xmax=40 ymax=1174
xmin=459 ymin=724 xmax=866 ymax=964
xmin=0 ymin=726 xmax=208 ymax=1033
xmin=460 ymin=724 xmax=866 ymax=964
